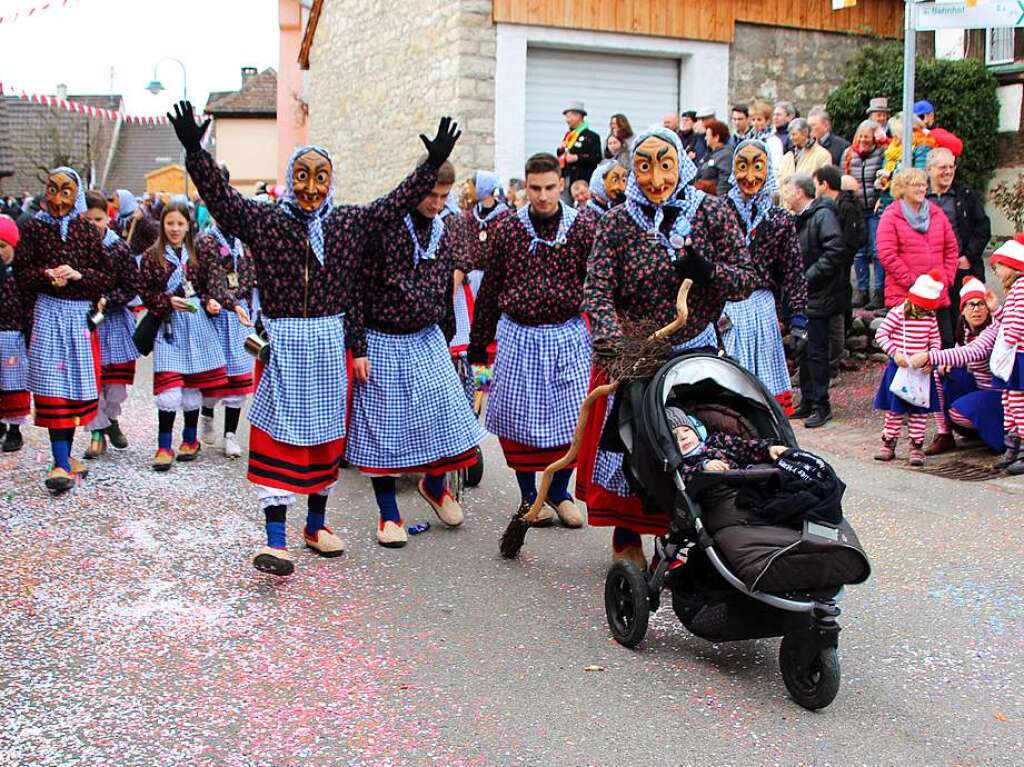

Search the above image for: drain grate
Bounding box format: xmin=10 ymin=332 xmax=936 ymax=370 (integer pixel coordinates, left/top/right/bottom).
xmin=917 ymin=460 xmax=1004 ymax=482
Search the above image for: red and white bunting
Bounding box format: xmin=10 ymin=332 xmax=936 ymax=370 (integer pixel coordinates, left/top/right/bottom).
xmin=0 ymin=0 xmax=79 ymax=26
xmin=0 ymin=81 xmax=202 ymax=126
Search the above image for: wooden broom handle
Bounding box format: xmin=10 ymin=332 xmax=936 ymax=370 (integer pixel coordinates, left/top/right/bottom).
xmin=523 ymin=278 xmax=693 ymax=524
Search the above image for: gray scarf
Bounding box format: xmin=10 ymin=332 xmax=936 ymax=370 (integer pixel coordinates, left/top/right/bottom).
xmin=900 ymin=199 xmax=930 ymax=234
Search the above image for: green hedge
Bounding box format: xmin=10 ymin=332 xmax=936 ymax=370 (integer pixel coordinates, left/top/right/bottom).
xmin=827 ymin=42 xmax=1000 ymax=191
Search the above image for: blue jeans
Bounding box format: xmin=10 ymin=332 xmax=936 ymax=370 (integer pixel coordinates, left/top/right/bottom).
xmin=853 ymin=213 xmax=883 ymax=294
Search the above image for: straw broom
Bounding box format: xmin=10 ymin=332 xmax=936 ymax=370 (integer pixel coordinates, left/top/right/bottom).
xmin=500 ymin=279 xmax=692 ymax=559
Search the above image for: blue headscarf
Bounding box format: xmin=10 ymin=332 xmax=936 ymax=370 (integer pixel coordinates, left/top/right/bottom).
xmin=589 ymin=161 xmax=615 ymax=203
xmin=35 ymin=166 xmax=86 ymax=241
xmin=623 ymin=127 xmax=705 ymax=260
xmin=115 ymin=189 xmax=138 ymax=223
xmin=474 ymin=170 xmax=501 ymax=202
xmin=280 ymin=145 xmax=335 ymax=265
xmin=210 ymin=224 xmax=243 ymax=270
xmin=726 ymin=138 xmax=777 ymax=245
xmin=101 ymin=227 xmax=121 ymax=249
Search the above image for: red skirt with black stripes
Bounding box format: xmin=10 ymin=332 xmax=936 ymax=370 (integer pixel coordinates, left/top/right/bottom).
xmin=102 ymin=361 xmax=136 ymax=387
xmin=498 ymin=437 xmax=573 ymax=472
xmin=0 ymin=391 xmax=31 ymax=421
xmin=153 ymin=367 xmax=229 ymax=395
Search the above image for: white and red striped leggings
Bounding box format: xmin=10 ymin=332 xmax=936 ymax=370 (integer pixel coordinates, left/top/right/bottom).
xmin=882 ymin=411 xmax=928 ymax=444
xmin=1004 ymin=390 xmax=1024 ymax=436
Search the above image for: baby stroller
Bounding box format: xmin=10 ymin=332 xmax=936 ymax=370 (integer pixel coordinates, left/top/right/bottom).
xmin=603 ymin=351 xmax=871 ymax=710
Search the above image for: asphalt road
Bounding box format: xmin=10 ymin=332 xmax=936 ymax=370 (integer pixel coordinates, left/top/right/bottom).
xmin=1 ymin=355 xmax=1021 ymax=766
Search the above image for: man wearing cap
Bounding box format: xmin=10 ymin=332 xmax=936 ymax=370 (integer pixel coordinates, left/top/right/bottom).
xmin=556 ymin=101 xmax=602 ymax=204
xmin=866 ymin=97 xmax=890 ymax=127
xmin=914 ymin=100 xmax=936 ymax=129
xmin=679 ymin=110 xmax=707 ymax=164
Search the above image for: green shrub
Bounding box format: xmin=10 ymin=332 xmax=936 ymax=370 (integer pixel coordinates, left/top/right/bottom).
xmin=827 ymin=42 xmax=1000 ymax=191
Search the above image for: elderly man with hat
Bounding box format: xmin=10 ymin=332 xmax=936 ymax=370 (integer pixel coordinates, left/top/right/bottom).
xmin=556 ymin=100 xmax=602 ymax=203
xmin=866 ymin=97 xmax=890 ymax=126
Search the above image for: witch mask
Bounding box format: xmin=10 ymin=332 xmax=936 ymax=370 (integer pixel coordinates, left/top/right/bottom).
xmin=604 ymin=165 xmax=627 ymax=201
xmin=292 ymin=150 xmax=332 ymax=211
xmin=45 ymin=171 xmax=79 ymax=218
xmin=734 ymin=143 xmax=769 ymax=198
xmin=633 ymin=136 xmax=679 ymax=205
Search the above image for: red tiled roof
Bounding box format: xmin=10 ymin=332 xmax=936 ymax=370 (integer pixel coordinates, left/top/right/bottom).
xmin=204 ymin=68 xmax=277 ymax=117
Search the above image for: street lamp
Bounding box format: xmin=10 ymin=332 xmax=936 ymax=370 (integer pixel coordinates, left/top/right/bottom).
xmin=145 ymin=57 xmax=190 ymax=196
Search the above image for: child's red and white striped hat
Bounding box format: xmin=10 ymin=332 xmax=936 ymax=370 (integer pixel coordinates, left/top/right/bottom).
xmin=959 ymin=275 xmax=986 ymax=310
xmin=991 ymin=236 xmax=1024 ymax=272
xmin=908 ymin=269 xmax=945 ymax=310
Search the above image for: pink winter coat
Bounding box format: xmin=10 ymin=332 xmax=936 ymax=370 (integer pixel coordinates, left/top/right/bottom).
xmin=875 ymin=200 xmax=959 ymax=308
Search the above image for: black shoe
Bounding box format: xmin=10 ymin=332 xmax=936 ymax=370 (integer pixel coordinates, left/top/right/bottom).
xmin=0 ymin=422 xmax=6 ymax=440
xmin=791 ymin=403 xmax=813 ymax=419
xmin=1007 ymin=458 xmax=1024 ymax=476
xmin=107 ymin=420 xmax=129 ymax=450
xmin=2 ymin=428 xmax=23 ymax=452
xmin=804 ymin=410 xmax=833 ymax=429
xmin=995 ymin=437 xmax=1021 ymax=469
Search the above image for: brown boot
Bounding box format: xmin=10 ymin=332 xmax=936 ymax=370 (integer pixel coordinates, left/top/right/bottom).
xmin=874 ymin=437 xmax=897 ymax=462
xmin=924 ymin=432 xmax=955 ymax=456
xmin=908 ymin=441 xmax=926 ymax=467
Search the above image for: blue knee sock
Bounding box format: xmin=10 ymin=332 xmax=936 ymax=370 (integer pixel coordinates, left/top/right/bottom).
xmin=549 ymin=467 xmax=574 ymax=504
xmin=371 ymin=476 xmax=401 ymax=523
xmin=49 ymin=428 xmax=72 ymax=472
xmin=423 ymin=472 xmax=446 ymax=501
xmin=182 ymin=409 xmax=199 ymax=444
xmin=612 ymin=526 xmax=642 ymax=551
xmin=305 ymin=493 xmax=327 ymax=535
xmin=158 ymin=410 xmax=174 ymax=450
xmin=515 ymin=471 xmax=537 ymax=504
xmin=264 ymin=504 xmax=287 ymax=549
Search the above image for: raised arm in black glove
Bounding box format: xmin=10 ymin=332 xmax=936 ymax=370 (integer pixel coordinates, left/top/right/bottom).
xmin=167 ymin=101 xmax=212 ymax=154
xmin=419 ymin=116 xmax=462 ymax=168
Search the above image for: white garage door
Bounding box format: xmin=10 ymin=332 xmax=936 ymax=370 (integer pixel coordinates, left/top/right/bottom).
xmin=524 ymin=46 xmax=681 ymax=160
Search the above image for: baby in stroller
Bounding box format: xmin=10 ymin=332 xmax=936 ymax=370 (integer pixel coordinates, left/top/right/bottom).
xmin=666 ymin=406 xmax=788 ymax=479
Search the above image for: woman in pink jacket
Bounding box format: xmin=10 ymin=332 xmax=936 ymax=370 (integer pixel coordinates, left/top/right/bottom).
xmin=876 ymin=167 xmax=959 ymax=345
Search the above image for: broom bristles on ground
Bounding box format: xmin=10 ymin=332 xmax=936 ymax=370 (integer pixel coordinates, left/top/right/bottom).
xmin=500 ymin=502 xmax=532 ymax=559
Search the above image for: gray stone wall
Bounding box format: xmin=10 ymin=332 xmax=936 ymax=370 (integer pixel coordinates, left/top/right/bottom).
xmin=307 ymin=0 xmax=495 ymax=202
xmin=729 ymin=22 xmax=879 ymax=113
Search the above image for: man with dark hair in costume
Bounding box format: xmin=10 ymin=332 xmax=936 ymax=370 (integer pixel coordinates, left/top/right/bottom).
xmin=345 ymin=159 xmax=486 ymax=548
xmin=169 ymin=100 xmax=461 ymax=576
xmin=578 ymin=127 xmax=759 ymax=570
xmin=17 ymin=167 xmax=112 ymax=493
xmin=721 ymin=139 xmax=808 ymax=415
xmin=468 ymin=152 xmax=597 ymax=529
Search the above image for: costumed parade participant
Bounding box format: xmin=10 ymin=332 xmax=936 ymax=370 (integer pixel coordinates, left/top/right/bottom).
xmin=112 ymin=189 xmax=159 ymax=263
xmin=0 ymin=215 xmax=30 ymax=453
xmin=468 ymin=152 xmax=597 ymax=528
xmin=581 ymin=160 xmax=627 ymax=222
xmin=721 ymin=139 xmax=807 ymax=414
xmin=16 ymin=167 xmax=111 ymax=493
xmin=461 ymin=170 xmax=509 ymax=275
xmin=138 ymin=201 xmax=232 ymax=472
xmin=171 ymin=100 xmax=460 ymax=574
xmin=81 ymin=191 xmax=140 ymax=459
xmin=989 ymin=237 xmax=1024 ymax=474
xmin=346 ymin=157 xmax=487 ymax=548
xmin=578 ymin=126 xmax=758 ymax=569
xmin=195 ymin=170 xmax=257 ymax=458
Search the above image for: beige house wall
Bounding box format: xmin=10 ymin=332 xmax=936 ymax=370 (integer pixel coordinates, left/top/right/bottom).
xmin=213 ymin=117 xmax=279 ymax=195
xmin=306 ymin=0 xmax=495 ymax=202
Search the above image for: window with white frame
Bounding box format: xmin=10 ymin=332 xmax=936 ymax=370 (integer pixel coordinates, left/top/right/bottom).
xmin=986 ymin=28 xmax=1014 ymax=66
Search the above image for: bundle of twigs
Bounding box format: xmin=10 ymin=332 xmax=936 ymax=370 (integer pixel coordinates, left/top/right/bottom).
xmin=500 ymin=279 xmax=692 ymax=560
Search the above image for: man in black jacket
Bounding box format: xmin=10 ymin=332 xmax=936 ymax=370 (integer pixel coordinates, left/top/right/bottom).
xmin=808 ymin=107 xmax=850 ymax=167
xmin=556 ymin=100 xmax=602 ymax=203
xmin=926 ymin=148 xmax=991 ymax=310
xmin=782 ymin=173 xmax=845 ymax=428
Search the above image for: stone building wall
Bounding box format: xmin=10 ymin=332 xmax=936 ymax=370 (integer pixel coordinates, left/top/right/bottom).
xmin=307 ymin=0 xmax=495 ymax=202
xmin=728 ymin=23 xmax=879 ymax=113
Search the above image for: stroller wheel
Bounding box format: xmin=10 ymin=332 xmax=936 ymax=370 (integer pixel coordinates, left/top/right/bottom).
xmin=465 ymin=446 xmax=484 ymax=487
xmin=779 ymin=633 xmax=841 ymax=710
xmin=604 ymin=561 xmax=650 ymax=648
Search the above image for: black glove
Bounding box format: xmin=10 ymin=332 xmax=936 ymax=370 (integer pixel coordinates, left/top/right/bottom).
xmin=674 ymin=250 xmax=714 ymax=284
xmin=167 ymin=101 xmax=212 ymax=154
xmin=466 ymin=345 xmax=489 ymax=366
xmin=419 ymin=116 xmax=461 ymax=168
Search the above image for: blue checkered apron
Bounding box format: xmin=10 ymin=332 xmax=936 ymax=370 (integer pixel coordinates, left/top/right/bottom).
xmin=592 ymin=322 xmax=718 ymax=496
xmin=0 ymin=330 xmax=28 ymax=391
xmin=153 ymin=297 xmax=227 ymax=375
xmin=98 ymin=307 xmax=140 ymax=366
xmin=346 ymin=325 xmax=488 ymax=469
xmin=450 ymin=284 xmax=471 ymax=350
xmin=485 ymin=315 xmax=590 ymax=448
xmin=721 ymin=289 xmax=790 ymax=397
xmin=27 ymin=294 xmax=99 ymax=400
xmin=248 ymin=314 xmax=347 ymax=446
xmin=210 ymin=298 xmax=254 ymax=377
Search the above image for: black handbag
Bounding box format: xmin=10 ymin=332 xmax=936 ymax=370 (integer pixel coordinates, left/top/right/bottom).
xmin=132 ymin=311 xmax=161 ymax=356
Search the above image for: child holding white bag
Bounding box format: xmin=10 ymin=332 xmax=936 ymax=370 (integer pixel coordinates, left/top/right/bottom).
xmin=873 ymin=270 xmax=944 ymax=466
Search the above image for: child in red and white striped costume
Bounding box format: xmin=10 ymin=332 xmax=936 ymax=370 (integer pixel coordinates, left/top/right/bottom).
xmin=873 ymin=270 xmax=943 ymax=466
xmin=990 ymin=236 xmax=1024 ymax=474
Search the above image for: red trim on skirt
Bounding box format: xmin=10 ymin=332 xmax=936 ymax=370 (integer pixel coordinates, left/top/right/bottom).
xmin=0 ymin=390 xmax=31 ymax=420
xmin=774 ymin=390 xmax=794 ymax=417
xmin=33 ymin=330 xmax=101 ymax=428
xmin=202 ymin=372 xmax=254 ymax=400
xmin=356 ymin=447 xmax=478 ymax=477
xmin=574 ymin=367 xmax=669 ymax=536
xmin=101 ymin=361 xmax=136 ymax=387
xmin=247 ymin=425 xmax=343 ymax=494
xmin=153 ymin=367 xmax=229 ymax=395
xmin=498 ymin=437 xmax=573 ymax=472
